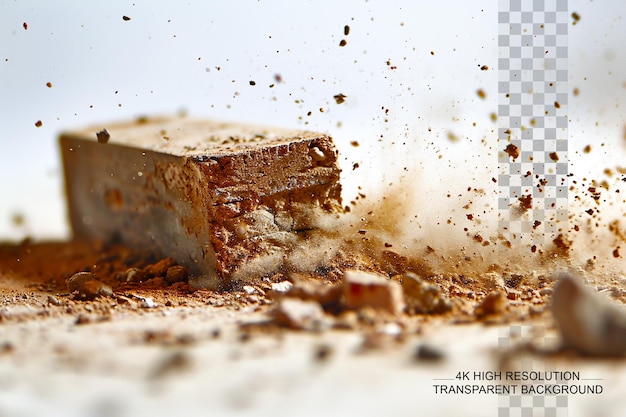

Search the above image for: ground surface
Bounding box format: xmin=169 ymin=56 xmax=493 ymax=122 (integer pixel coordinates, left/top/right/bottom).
xmin=0 ymin=240 xmax=625 ymax=417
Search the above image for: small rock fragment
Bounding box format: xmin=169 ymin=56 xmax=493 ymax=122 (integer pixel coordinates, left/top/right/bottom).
xmin=474 ymin=291 xmax=506 ymax=319
xmin=165 ymin=265 xmax=187 ymax=284
xmin=47 ymin=294 xmax=62 ymax=306
xmin=343 ymin=270 xmax=405 ymax=315
xmin=313 ymin=343 xmax=333 ymax=363
xmin=242 ymin=285 xmax=256 ymax=295
xmin=75 ymin=313 xmax=93 ymax=325
xmin=414 ymin=343 xmax=445 ymax=362
xmin=552 ymin=273 xmax=626 ymax=357
xmin=271 ymin=298 xmax=326 ymax=330
xmin=149 ymin=351 xmax=191 ymax=379
xmin=67 ymin=272 xmax=112 ymax=300
xmin=283 ymin=277 xmax=343 ymax=310
xmin=96 ymin=129 xmax=110 ymax=144
xmin=140 ymin=297 xmax=158 ymax=309
xmin=123 ymin=267 xmax=143 ymax=283
xmin=333 ymin=93 xmax=347 ymax=105
xmin=142 ymin=257 xmax=175 ymax=278
xmin=401 ymin=272 xmax=452 ymax=314
xmin=271 ymin=281 xmax=293 ymax=293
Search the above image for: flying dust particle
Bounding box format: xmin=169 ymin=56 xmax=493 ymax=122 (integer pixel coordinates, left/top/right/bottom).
xmin=583 ymin=144 xmax=592 ymax=153
xmin=274 ymin=74 xmax=282 ymax=83
xmin=447 ymin=131 xmax=459 ymax=142
xmin=333 ymin=94 xmax=347 ymax=105
xmin=122 ymin=15 xmax=131 ymax=21
xmin=350 ymin=141 xmax=360 ymax=147
xmin=490 ymin=113 xmax=497 ymax=123
xmin=573 ymin=87 xmax=580 ymax=96
xmin=476 ymin=89 xmax=487 ymax=100
xmin=35 ymin=120 xmax=42 ymax=128
xmin=11 ymin=213 xmax=24 ymax=227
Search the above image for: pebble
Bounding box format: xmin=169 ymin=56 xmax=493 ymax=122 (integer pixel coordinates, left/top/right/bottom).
xmin=165 ymin=265 xmax=188 ymax=284
xmin=47 ymin=294 xmax=62 ymax=306
xmin=242 ymin=285 xmax=256 ymax=295
xmin=142 ymin=257 xmax=175 ymax=278
xmin=552 ymin=273 xmax=626 ymax=357
xmin=414 ymin=343 xmax=445 ymax=362
xmin=123 ymin=267 xmax=142 ymax=283
xmin=140 ymin=297 xmax=158 ymax=309
xmin=401 ymin=272 xmax=452 ymax=314
xmin=66 ymin=272 xmax=112 ymax=300
xmin=343 ymin=270 xmax=405 ymax=315
xmin=271 ymin=298 xmax=326 ymax=330
xmin=271 ymin=281 xmax=293 ymax=293
xmin=313 ymin=344 xmax=333 ymax=363
xmin=283 ymin=278 xmax=342 ymax=309
xmin=474 ymin=291 xmax=506 ymax=319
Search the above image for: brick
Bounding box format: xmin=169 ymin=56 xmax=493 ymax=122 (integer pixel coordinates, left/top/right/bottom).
xmin=60 ymin=116 xmax=342 ymax=285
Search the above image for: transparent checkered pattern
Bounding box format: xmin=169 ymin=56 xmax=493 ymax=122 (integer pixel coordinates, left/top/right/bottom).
xmin=498 ymin=0 xmax=568 ymax=252
xmin=498 ymin=324 xmax=568 ymax=417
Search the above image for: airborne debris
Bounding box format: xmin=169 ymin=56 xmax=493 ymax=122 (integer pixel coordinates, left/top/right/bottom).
xmin=504 ymin=143 xmax=519 ymax=160
xmin=333 ymin=94 xmax=347 ymax=104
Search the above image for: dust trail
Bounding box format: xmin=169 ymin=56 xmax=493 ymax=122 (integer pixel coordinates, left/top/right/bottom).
xmin=284 ymin=133 xmax=625 ymax=286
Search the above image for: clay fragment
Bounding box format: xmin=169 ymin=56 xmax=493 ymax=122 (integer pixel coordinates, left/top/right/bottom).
xmin=67 ymin=272 xmax=112 ymax=300
xmin=343 ymin=270 xmax=405 ymax=315
xmin=401 ymin=272 xmax=451 ymax=315
xmin=271 ymin=298 xmax=326 ymax=330
xmin=474 ymin=291 xmax=506 ymax=319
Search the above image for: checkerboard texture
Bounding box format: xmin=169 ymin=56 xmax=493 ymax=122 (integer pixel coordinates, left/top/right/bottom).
xmin=498 ymin=0 xmax=568 ymax=253
xmin=498 ymin=324 xmax=568 ymax=417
